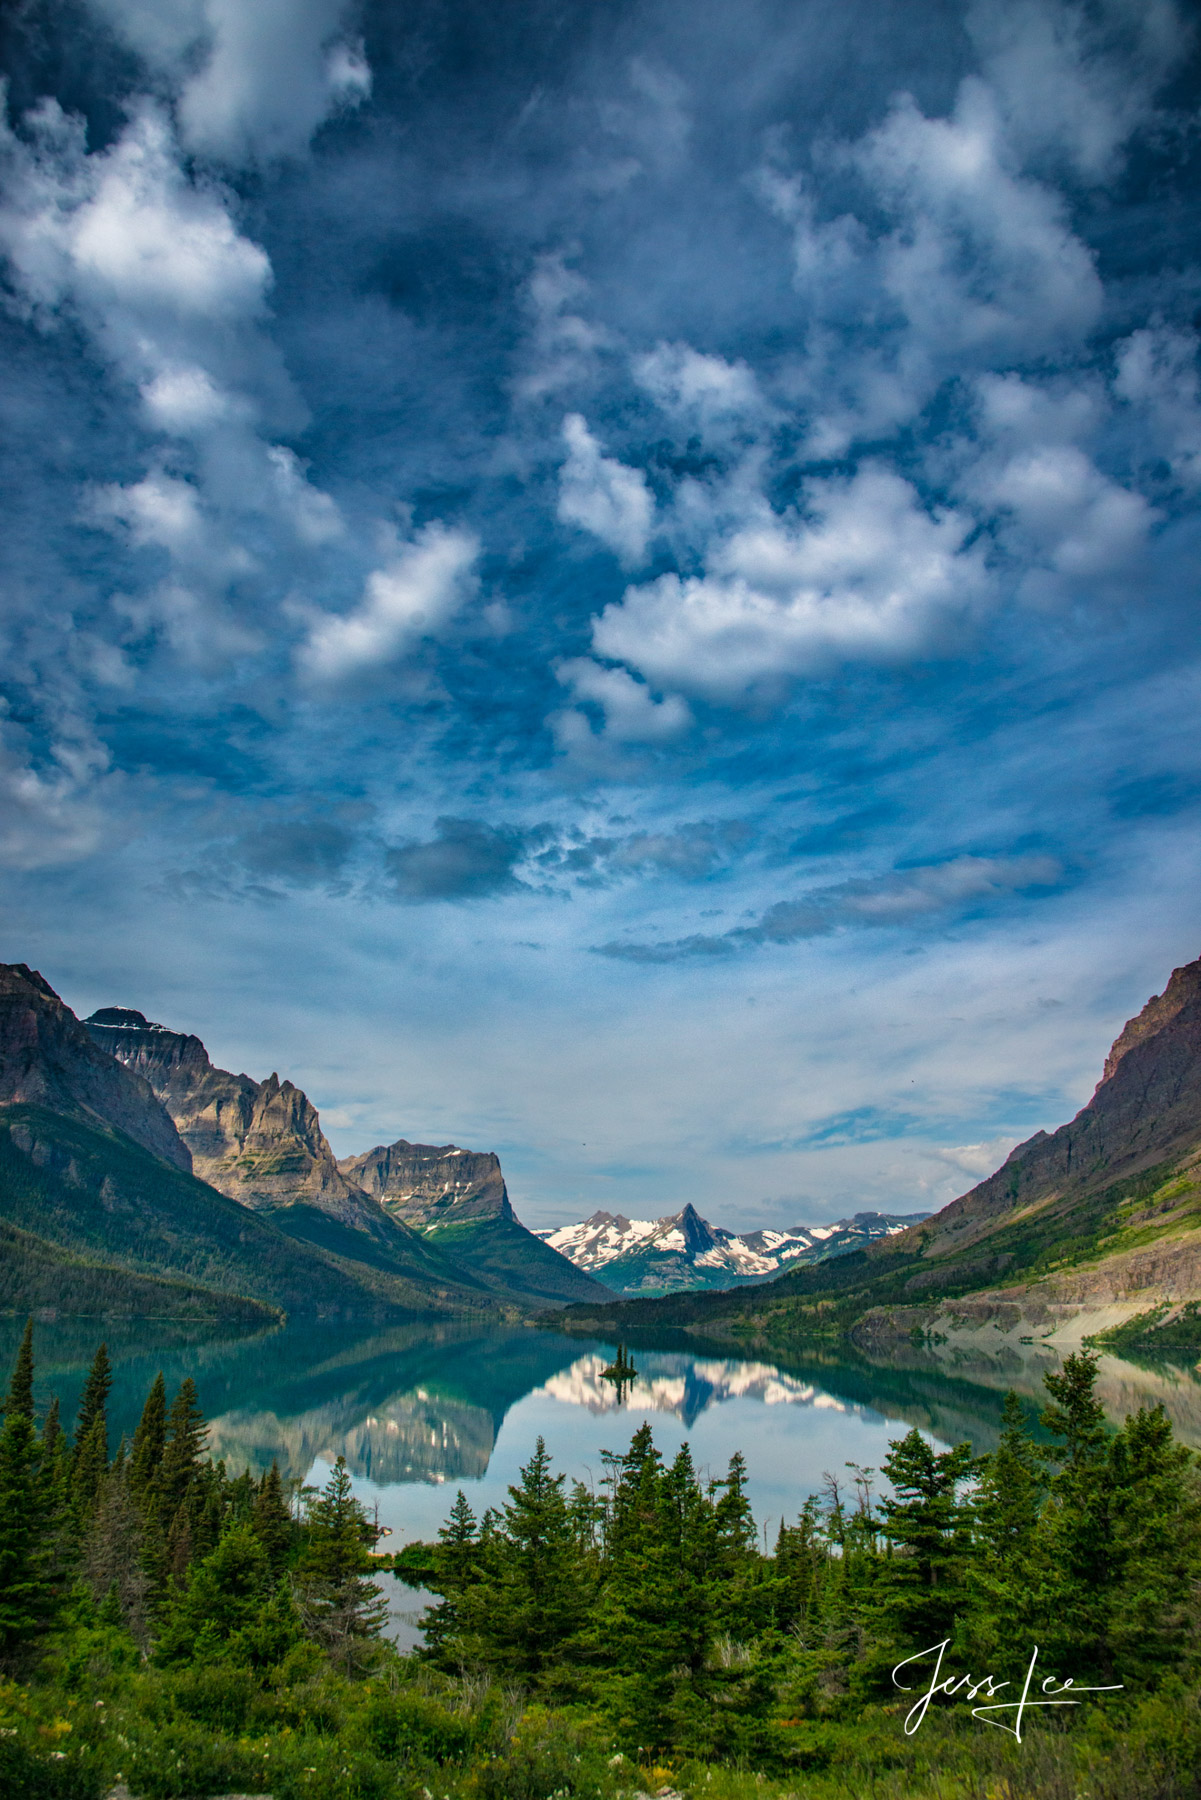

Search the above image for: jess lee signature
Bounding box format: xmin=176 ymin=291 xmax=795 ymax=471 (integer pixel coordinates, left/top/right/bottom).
xmin=892 ymin=1640 xmax=1123 ymax=1742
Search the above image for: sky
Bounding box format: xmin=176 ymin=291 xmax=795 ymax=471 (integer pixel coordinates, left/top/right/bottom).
xmin=1 ymin=0 xmax=1199 ymax=1232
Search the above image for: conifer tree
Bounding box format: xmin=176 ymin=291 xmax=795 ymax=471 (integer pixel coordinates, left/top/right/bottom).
xmin=158 ymin=1378 xmax=208 ymax=1528
xmin=876 ymin=1430 xmax=976 ymax=1650
xmin=250 ymin=1463 xmax=293 ymax=1575
xmin=0 ymin=1326 xmax=54 ymax=1656
xmin=128 ymin=1372 xmax=167 ymax=1500
xmin=3 ymin=1320 xmax=34 ymax=1422
xmin=72 ymin=1413 xmax=110 ymax=1524
xmin=82 ymin=1463 xmax=149 ymax=1646
xmin=423 ymin=1489 xmax=480 ymax=1655
xmin=156 ymin=1523 xmax=302 ymax=1670
xmin=74 ymin=1343 xmax=112 ymax=1462
xmin=296 ymin=1456 xmax=387 ymax=1673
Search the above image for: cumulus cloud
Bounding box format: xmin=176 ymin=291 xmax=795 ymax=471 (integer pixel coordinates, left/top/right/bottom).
xmin=0 ymin=96 xmax=353 ymax=662
xmin=1114 ymin=325 xmax=1201 ymax=490
xmin=633 ymin=342 xmax=764 ymax=438
xmin=386 ymin=817 xmax=536 ymax=902
xmin=590 ymin=467 xmax=989 ymax=700
xmin=541 ymin=818 xmax=749 ymax=884
xmin=967 ymin=0 xmax=1189 ymax=182
xmin=87 ymin=0 xmax=371 ymax=163
xmin=595 ymin=853 xmax=1064 ymax=961
xmin=513 ymin=254 xmax=612 ymax=403
xmin=297 ymin=523 xmax=480 ymax=682
xmin=981 ymin=445 xmax=1156 ymax=604
xmin=552 ymin=657 xmax=691 ymax=753
xmin=557 ymin=414 xmax=654 ymax=566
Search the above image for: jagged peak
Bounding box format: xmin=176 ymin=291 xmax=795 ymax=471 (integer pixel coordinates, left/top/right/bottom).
xmin=1099 ymin=952 xmax=1201 ymax=1088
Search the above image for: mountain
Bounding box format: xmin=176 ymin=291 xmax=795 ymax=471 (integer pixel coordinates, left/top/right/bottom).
xmin=0 ymin=966 xmax=190 ymax=1171
xmin=554 ymin=952 xmax=1201 ymax=1356
xmin=0 ymin=964 xmax=494 ymax=1320
xmin=536 ymin=1202 xmax=931 ymax=1294
xmin=81 ymin=1007 xmax=492 ymax=1301
xmin=338 ymin=1137 xmax=610 ymax=1308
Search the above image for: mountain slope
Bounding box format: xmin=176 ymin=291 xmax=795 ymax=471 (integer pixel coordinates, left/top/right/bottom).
xmin=556 ymin=952 xmax=1201 ymax=1349
xmin=1 ymin=967 xmax=190 ymax=1171
xmin=82 ymin=1007 xmax=488 ymax=1299
xmin=538 ymin=1203 xmax=931 ymax=1294
xmin=338 ymin=1137 xmax=610 ymax=1307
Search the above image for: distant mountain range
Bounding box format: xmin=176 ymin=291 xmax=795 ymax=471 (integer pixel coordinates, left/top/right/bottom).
xmin=535 ymin=1202 xmax=931 ymax=1295
xmin=556 ymin=951 xmax=1201 ymax=1357
xmin=0 ymin=963 xmax=604 ymax=1322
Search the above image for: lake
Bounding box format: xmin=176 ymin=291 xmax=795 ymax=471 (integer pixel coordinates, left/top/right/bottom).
xmin=7 ymin=1314 xmax=1200 ymax=1645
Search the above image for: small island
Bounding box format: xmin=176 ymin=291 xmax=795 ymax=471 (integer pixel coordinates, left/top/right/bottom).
xmin=600 ymin=1343 xmax=638 ymax=1396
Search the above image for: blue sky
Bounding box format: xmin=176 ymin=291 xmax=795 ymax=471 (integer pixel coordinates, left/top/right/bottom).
xmin=1 ymin=0 xmax=1199 ymax=1230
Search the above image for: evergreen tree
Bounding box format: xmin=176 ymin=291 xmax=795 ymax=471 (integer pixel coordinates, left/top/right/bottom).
xmin=471 ymin=1437 xmax=590 ymax=1679
xmin=0 ymin=1327 xmax=55 ymax=1656
xmin=82 ymin=1463 xmax=150 ymax=1647
xmin=157 ymin=1523 xmax=302 ymax=1669
xmin=74 ymin=1342 xmax=112 ymax=1462
xmin=422 ymin=1489 xmax=480 ymax=1656
xmin=158 ymin=1378 xmax=208 ymax=1529
xmin=296 ymin=1456 xmax=388 ymax=1673
xmin=250 ymin=1462 xmax=293 ymax=1575
xmin=875 ymin=1430 xmax=976 ymax=1651
xmin=128 ymin=1372 xmax=166 ymax=1500
xmin=3 ymin=1321 xmax=34 ymax=1422
xmin=961 ymin=1391 xmax=1043 ymax=1664
xmin=71 ymin=1413 xmax=110 ymax=1524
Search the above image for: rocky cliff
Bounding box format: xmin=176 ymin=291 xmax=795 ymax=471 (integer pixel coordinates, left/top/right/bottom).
xmin=339 ymin=1134 xmax=610 ymax=1307
xmin=338 ymin=1138 xmax=513 ymax=1230
xmin=0 ymin=967 xmax=190 ymax=1171
xmin=884 ymin=952 xmax=1201 ymax=1269
xmin=85 ymin=1009 xmax=392 ymax=1236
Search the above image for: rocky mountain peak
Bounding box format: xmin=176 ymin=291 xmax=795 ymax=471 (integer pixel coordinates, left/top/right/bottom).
xmin=1099 ymin=955 xmax=1201 ymax=1087
xmin=337 ymin=1137 xmax=515 ymax=1231
xmin=0 ymin=964 xmax=191 ymax=1171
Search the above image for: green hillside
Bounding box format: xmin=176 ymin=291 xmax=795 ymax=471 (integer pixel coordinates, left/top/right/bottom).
xmin=0 ymin=1105 xmax=496 ymax=1320
xmin=426 ymin=1212 xmax=613 ymax=1308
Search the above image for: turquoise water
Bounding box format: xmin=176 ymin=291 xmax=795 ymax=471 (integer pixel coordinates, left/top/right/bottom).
xmin=6 ymin=1313 xmax=1198 ymax=1644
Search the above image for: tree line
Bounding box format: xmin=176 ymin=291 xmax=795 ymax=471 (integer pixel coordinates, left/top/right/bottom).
xmin=0 ymin=1323 xmax=1199 ymax=1797
xmin=397 ymin=1350 xmax=1201 ymax=1759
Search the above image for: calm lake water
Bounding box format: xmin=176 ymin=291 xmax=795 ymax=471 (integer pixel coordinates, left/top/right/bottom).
xmin=6 ymin=1314 xmax=1200 ymax=1645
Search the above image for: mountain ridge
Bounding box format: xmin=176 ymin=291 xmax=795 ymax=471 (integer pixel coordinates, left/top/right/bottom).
xmin=553 ymin=952 xmax=1201 ymax=1353
xmin=537 ymin=1201 xmax=932 ymax=1294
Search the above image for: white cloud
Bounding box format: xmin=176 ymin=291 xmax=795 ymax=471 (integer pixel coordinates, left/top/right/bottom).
xmin=968 ymin=0 xmax=1190 ymax=182
xmin=1114 ymin=325 xmax=1201 ymax=489
xmin=513 ymin=254 xmax=612 ymax=403
xmin=934 ymin=1135 xmax=1022 ymax=1179
xmin=557 ymin=414 xmax=654 ymax=566
xmin=591 ymin=467 xmax=989 ymax=700
xmin=87 ymin=0 xmax=371 ymax=163
xmin=0 ymin=95 xmax=358 ymax=664
xmin=633 ymin=341 xmax=764 ymax=437
xmin=857 ymin=79 xmax=1103 ymax=364
xmin=553 ymin=657 xmax=692 ymax=748
xmin=982 ymin=445 xmax=1156 ymax=602
xmin=297 ymin=524 xmax=480 ymax=682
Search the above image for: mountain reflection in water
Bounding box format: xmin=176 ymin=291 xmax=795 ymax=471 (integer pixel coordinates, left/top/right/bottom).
xmin=3 ymin=1318 xmax=1199 ymax=1506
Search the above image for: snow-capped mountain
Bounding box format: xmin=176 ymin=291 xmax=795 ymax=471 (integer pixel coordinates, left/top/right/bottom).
xmin=533 ymin=1201 xmax=931 ymax=1295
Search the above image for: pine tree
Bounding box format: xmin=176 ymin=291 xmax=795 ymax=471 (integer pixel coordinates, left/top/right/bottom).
xmin=158 ymin=1378 xmax=208 ymax=1529
xmin=72 ymin=1413 xmax=110 ymax=1524
xmin=156 ymin=1523 xmax=302 ymax=1670
xmin=74 ymin=1343 xmax=112 ymax=1462
xmin=250 ymin=1463 xmax=293 ymax=1575
xmin=295 ymin=1457 xmax=388 ymax=1674
xmin=3 ymin=1321 xmax=34 ymax=1422
xmin=961 ymin=1392 xmax=1043 ymax=1667
xmin=423 ymin=1488 xmax=481 ymax=1656
xmin=0 ymin=1326 xmax=54 ymax=1656
xmin=128 ymin=1372 xmax=167 ymax=1500
xmin=82 ymin=1463 xmax=149 ymax=1647
xmin=875 ymin=1429 xmax=976 ymax=1652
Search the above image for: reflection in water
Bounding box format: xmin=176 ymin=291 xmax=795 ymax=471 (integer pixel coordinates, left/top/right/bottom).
xmin=2 ymin=1315 xmax=1198 ymax=1505
xmin=540 ymin=1353 xmax=861 ymax=1428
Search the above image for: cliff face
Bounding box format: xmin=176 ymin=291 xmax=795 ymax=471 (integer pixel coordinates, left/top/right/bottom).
xmin=891 ymin=953 xmax=1201 ymax=1265
xmin=0 ymin=969 xmax=190 ymax=1171
xmin=85 ymin=1009 xmax=403 ymax=1236
xmin=337 ymin=1138 xmax=513 ymax=1230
